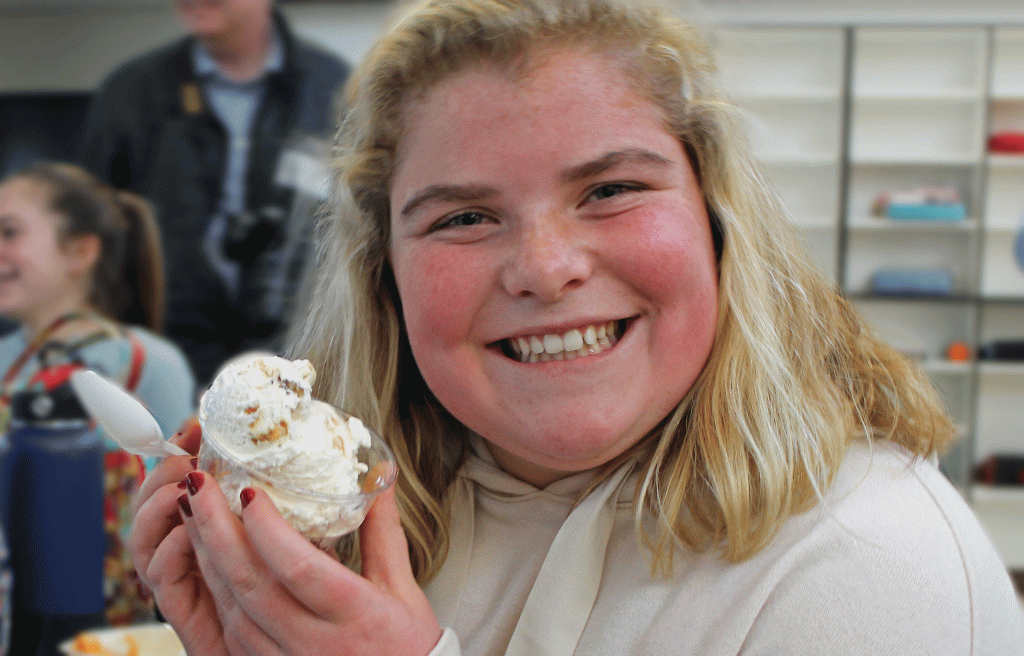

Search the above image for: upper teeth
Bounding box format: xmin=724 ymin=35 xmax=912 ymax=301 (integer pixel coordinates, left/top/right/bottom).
xmin=508 ymin=321 xmax=619 ymax=362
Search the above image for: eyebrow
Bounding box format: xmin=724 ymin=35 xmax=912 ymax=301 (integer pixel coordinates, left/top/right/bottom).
xmin=560 ymin=148 xmax=674 ymax=183
xmin=399 ymin=183 xmax=498 ymax=219
xmin=397 ymin=148 xmax=674 ymax=219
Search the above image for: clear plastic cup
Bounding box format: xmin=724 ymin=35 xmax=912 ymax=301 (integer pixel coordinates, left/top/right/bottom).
xmin=197 ymin=407 xmax=397 ymax=550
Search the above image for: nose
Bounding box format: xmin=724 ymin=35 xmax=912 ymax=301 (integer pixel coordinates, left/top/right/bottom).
xmin=500 ymin=210 xmax=592 ymax=302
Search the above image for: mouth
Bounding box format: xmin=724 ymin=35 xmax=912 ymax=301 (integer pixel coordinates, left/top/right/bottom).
xmin=494 ymin=318 xmax=633 ymax=363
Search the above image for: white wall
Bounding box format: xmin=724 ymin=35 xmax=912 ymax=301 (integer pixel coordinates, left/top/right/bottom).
xmin=698 ymin=0 xmax=1024 ymax=25
xmin=5 ymin=0 xmax=1024 ymax=91
xmin=0 ymin=2 xmax=395 ymax=91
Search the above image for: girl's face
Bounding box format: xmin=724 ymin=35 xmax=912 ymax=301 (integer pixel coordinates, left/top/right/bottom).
xmin=389 ymin=50 xmax=719 ymax=487
xmin=0 ymin=178 xmax=86 ymax=324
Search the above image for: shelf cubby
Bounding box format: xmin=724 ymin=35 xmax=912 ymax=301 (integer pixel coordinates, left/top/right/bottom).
xmin=712 ymin=26 xmax=846 ymax=282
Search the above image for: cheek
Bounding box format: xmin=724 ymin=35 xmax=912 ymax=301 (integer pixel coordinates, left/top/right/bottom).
xmin=615 ymin=205 xmax=719 ymax=302
xmin=392 ymin=246 xmax=482 ymax=351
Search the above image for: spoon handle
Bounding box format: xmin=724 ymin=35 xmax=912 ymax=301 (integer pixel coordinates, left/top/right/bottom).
xmin=163 ymin=441 xmax=192 ymax=457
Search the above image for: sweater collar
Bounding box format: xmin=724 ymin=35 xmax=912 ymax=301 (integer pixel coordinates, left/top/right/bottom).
xmin=462 ymin=434 xmax=606 ymax=500
xmin=429 ymin=437 xmax=638 ymax=655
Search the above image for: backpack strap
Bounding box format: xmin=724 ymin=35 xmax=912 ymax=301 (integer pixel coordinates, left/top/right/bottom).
xmin=124 ymin=332 xmax=146 ymax=393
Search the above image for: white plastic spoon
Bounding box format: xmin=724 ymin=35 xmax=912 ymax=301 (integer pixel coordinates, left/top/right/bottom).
xmin=70 ymin=369 xmax=191 ymax=458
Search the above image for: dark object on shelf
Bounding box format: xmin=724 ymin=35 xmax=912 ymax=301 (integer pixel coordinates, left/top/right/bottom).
xmin=1011 ymin=570 xmax=1024 ymax=597
xmin=977 ymin=340 xmax=1024 ymax=361
xmin=870 ymin=268 xmax=953 ymax=297
xmin=988 ymin=132 xmax=1024 ymax=154
xmin=974 ymin=454 xmax=1024 ymax=485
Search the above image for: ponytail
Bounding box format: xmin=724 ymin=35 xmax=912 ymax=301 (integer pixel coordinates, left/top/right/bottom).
xmin=110 ymin=190 xmax=165 ymax=331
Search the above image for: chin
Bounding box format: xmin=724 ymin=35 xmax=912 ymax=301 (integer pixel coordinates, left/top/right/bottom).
xmin=179 ymin=10 xmax=228 ymax=36
xmin=507 ymin=421 xmax=645 ymax=469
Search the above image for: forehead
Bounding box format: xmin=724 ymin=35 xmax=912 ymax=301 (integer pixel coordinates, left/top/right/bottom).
xmin=173 ymin=0 xmax=270 ymax=12
xmin=0 ymin=177 xmax=50 ymax=210
xmin=396 ymin=48 xmax=658 ymax=156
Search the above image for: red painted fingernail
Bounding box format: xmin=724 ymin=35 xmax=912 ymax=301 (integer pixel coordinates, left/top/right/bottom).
xmin=240 ymin=487 xmax=256 ymax=509
xmin=177 ymin=493 xmax=193 ymax=518
xmin=190 ymin=457 xmax=198 ymax=469
xmin=186 ymin=471 xmax=203 ymax=495
xmin=177 ymin=479 xmax=188 ymax=489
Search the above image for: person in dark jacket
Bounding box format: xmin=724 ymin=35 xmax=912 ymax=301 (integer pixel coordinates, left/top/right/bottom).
xmin=77 ymin=0 xmax=350 ymax=385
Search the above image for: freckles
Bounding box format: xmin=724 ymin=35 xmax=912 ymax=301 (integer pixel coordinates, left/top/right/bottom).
xmin=399 ymin=248 xmax=478 ymax=336
xmin=618 ymin=222 xmax=713 ymax=295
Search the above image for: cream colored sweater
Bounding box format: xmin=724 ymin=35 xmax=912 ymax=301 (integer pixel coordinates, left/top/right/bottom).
xmin=423 ymin=440 xmax=1024 ymax=656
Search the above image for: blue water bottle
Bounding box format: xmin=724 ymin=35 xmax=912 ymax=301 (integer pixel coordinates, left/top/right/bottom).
xmin=0 ymin=516 xmax=11 ymax=656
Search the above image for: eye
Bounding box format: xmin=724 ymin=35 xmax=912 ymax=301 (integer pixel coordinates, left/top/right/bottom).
xmin=586 ymin=182 xmax=645 ymax=203
xmin=430 ymin=210 xmax=493 ymax=232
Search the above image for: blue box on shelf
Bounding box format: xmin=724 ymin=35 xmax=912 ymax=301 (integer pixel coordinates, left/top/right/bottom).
xmin=870 ymin=268 xmax=954 ymax=296
xmin=887 ymin=202 xmax=966 ymax=221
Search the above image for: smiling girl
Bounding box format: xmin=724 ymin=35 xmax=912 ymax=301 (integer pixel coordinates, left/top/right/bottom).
xmin=0 ymin=162 xmax=195 ymax=654
xmin=130 ymin=1 xmax=1024 ymax=654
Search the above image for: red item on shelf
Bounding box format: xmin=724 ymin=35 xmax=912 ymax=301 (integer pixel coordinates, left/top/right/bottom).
xmin=988 ymin=132 xmax=1024 ymax=153
xmin=946 ymin=340 xmax=972 ymax=362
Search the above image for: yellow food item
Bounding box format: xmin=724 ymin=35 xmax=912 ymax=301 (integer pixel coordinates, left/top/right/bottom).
xmin=71 ymin=634 xmax=138 ymax=656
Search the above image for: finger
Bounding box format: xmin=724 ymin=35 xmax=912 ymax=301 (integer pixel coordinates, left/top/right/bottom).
xmin=186 ymin=518 xmax=275 ymax=656
xmin=241 ymin=486 xmax=362 ymax=620
xmin=134 ymin=454 xmax=194 ymax=513
xmin=171 ymin=415 xmax=202 ymax=454
xmin=144 ymin=523 xmax=193 ymax=592
xmin=144 ymin=524 xmax=226 ymax=654
xmin=359 ymin=485 xmax=417 ymax=594
xmin=134 ymin=421 xmax=199 ymax=516
xmin=177 ymin=475 xmax=251 ymax=615
xmin=182 ymin=473 xmax=299 ymax=647
xmin=140 ymin=516 xmax=233 ymax=656
xmin=130 ymin=479 xmax=190 ymax=584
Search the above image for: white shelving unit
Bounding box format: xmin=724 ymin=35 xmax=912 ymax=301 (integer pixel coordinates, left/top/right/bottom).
xmin=975 ymin=28 xmax=1024 ymax=509
xmin=983 ymin=28 xmax=1024 ymax=300
xmin=846 ymin=27 xmax=987 ymax=302
xmin=844 ymin=28 xmax=990 ymax=492
xmin=712 ymin=27 xmax=846 ymax=282
xmin=710 ymin=22 xmax=1024 ymax=567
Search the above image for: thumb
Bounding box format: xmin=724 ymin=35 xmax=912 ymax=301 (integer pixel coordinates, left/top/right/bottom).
xmin=359 ymin=485 xmax=417 ymax=593
xmin=172 ymin=415 xmax=202 ymax=455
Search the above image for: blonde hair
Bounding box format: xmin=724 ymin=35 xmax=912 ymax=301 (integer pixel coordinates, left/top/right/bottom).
xmin=289 ymin=0 xmax=956 ymax=579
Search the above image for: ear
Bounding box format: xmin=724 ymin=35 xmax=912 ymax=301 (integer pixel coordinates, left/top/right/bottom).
xmin=65 ymin=233 xmax=102 ymax=275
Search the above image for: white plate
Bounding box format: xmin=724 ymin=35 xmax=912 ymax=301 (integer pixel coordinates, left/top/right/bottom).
xmin=58 ymin=623 xmax=185 ymax=656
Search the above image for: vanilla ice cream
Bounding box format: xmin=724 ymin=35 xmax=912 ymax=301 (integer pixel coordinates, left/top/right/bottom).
xmin=198 ymin=355 xmax=380 ymax=545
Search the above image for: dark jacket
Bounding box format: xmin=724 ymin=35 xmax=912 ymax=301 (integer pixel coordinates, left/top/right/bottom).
xmin=77 ymin=11 xmax=349 ymax=384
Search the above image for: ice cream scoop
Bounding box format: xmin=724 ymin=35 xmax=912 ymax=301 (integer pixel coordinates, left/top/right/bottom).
xmin=197 ymin=355 xmax=395 ymax=548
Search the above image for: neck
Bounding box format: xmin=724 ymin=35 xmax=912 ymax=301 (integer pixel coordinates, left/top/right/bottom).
xmin=23 ymin=304 xmax=91 ymax=343
xmin=201 ymin=13 xmax=274 ymax=82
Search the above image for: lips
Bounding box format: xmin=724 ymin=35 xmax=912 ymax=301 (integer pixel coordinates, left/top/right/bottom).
xmin=499 ymin=319 xmax=628 ymax=362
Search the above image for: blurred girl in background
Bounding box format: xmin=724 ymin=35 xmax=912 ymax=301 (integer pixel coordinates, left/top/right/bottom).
xmin=0 ymin=162 xmax=195 ymax=655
